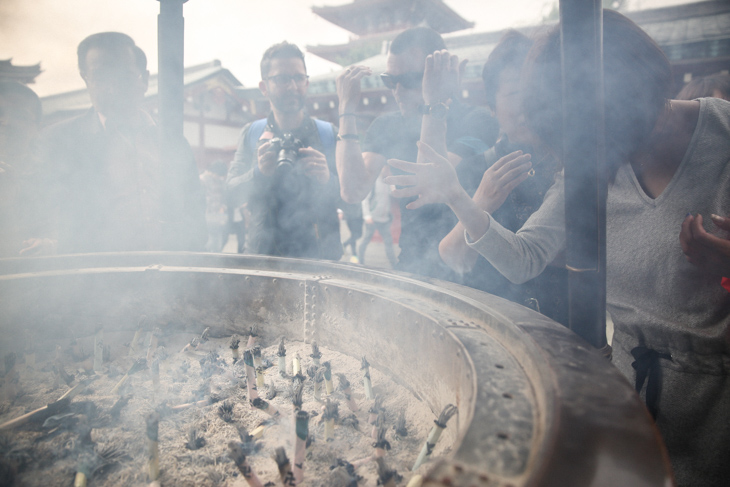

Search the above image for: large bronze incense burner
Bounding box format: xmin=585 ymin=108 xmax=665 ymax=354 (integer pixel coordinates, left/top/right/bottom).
xmin=0 ymin=253 xmax=669 ymax=486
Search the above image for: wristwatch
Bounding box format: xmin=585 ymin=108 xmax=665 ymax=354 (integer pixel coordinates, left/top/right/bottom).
xmin=419 ymin=102 xmax=449 ymax=120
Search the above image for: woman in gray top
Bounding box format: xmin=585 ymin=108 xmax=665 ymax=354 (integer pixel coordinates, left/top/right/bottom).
xmin=387 ymin=10 xmax=730 ymax=486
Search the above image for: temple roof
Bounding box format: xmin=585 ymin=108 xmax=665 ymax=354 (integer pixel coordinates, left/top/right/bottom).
xmin=0 ymin=59 xmax=42 ymax=84
xmin=311 ymin=0 xmax=473 ymax=37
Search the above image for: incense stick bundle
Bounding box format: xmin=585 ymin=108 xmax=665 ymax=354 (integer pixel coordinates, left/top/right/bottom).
xmin=292 ymin=353 xmax=301 ymax=376
xmin=180 ymin=336 xmax=199 ymax=354
xmin=406 ymin=474 xmax=423 ymax=487
xmin=243 ymin=349 xmax=259 ymax=401
xmin=310 ymin=341 xmax=321 ymax=367
xmin=252 ymin=397 xmax=280 ymax=418
xmin=129 ymin=316 xmax=146 ymax=356
xmin=255 ymin=365 xmax=266 ymax=389
xmin=322 ymin=398 xmax=338 ymax=442
xmin=412 ymin=404 xmax=457 ymax=471
xmin=146 ymin=327 xmax=161 ymax=363
xmin=277 ymin=338 xmax=286 ymax=376
xmin=200 ymin=327 xmax=210 ymax=343
xmin=0 ymin=377 xmax=94 ymax=430
xmin=361 ymin=357 xmax=373 ymax=399
xmin=373 ymin=420 xmax=391 ymax=459
xmin=246 ymin=326 xmax=258 ymax=348
xmin=375 ymin=457 xmax=401 ymax=487
xmin=110 ymin=358 xmax=147 ymax=395
xmin=368 ymin=396 xmax=383 ymax=439
xmin=337 ymin=373 xmax=359 ymax=412
xmin=230 ymin=337 xmax=241 ymax=363
xmin=273 ymin=447 xmax=296 ymax=486
xmin=293 ymin=410 xmax=309 ymax=484
xmin=292 ymin=381 xmax=304 ymax=411
xmin=313 ymin=367 xmax=324 ymax=401
xmin=93 ymin=327 xmax=104 ymax=373
xmin=229 ymin=441 xmax=264 ymax=487
xmin=323 ymin=361 xmax=334 ymax=395
xmin=146 ymin=412 xmax=160 ymax=482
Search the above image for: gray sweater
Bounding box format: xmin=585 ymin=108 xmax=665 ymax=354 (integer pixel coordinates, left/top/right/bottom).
xmin=468 ymin=97 xmax=730 ymax=485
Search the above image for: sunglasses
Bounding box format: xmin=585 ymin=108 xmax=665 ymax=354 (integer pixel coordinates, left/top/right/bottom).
xmin=380 ymin=72 xmax=423 ymax=90
xmin=266 ymin=74 xmax=309 ymax=86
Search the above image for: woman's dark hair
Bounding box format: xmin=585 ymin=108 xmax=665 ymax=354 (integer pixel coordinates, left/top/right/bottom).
xmin=481 ymin=30 xmax=533 ymax=110
xmin=389 ymin=27 xmax=446 ymax=57
xmin=77 ymin=32 xmax=147 ymax=74
xmin=260 ymin=41 xmax=306 ymax=80
xmin=522 ymin=9 xmax=673 ymax=177
xmin=676 ymin=73 xmax=730 ymax=100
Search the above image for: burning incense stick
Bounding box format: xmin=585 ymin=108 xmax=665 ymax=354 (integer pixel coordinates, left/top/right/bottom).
xmin=322 ymin=398 xmax=339 ymax=442
xmin=74 ymin=450 xmax=96 ymax=487
xmin=337 ymin=373 xmax=359 ymax=412
xmin=0 ymin=377 xmax=95 ymax=430
xmin=129 ymin=316 xmax=146 ymax=356
xmin=255 ymin=366 xmax=266 ymax=389
xmin=246 ymin=326 xmax=258 ymax=348
xmin=361 ymin=357 xmax=373 ymax=399
xmin=373 ymin=419 xmax=391 ymax=458
xmin=368 ymin=395 xmax=384 ymax=439
xmin=243 ymin=349 xmax=259 ymax=401
xmin=395 ymin=408 xmax=408 ymax=437
xmin=310 ymin=341 xmax=322 ymax=367
xmin=150 ymin=357 xmax=160 ymax=397
xmin=293 ymin=410 xmax=309 ymax=484
xmin=323 ymin=361 xmax=334 ymax=395
xmin=200 ymin=327 xmax=210 ymax=343
xmin=252 ymin=397 xmax=280 ymax=418
xmin=229 ymin=441 xmax=264 ymax=487
xmin=146 ymin=328 xmax=161 ymax=363
xmin=93 ymin=327 xmax=104 ymax=373
xmin=313 ymin=367 xmax=324 ymax=402
xmin=180 ymin=336 xmax=199 ymax=354
xmin=277 ymin=337 xmax=286 ymax=376
xmin=375 ymin=457 xmax=402 ymax=487
xmin=146 ymin=412 xmax=160 ymax=482
xmin=110 ymin=358 xmax=147 ymax=395
xmin=273 ymin=447 xmax=296 ymax=486
xmin=230 ymin=337 xmax=241 ymax=363
xmin=292 ymin=381 xmax=304 ymax=411
xmin=412 ymin=404 xmax=458 ymax=471
xmin=292 ymin=352 xmax=301 ymax=376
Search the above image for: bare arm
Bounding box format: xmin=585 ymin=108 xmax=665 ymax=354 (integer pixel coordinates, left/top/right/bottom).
xmin=335 ymin=65 xmax=385 ymax=203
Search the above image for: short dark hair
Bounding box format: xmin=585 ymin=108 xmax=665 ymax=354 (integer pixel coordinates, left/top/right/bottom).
xmin=260 ymin=41 xmax=306 ymax=80
xmin=389 ymin=27 xmax=446 ymax=58
xmin=522 ymin=9 xmax=672 ymax=178
xmin=77 ymin=32 xmax=147 ymax=74
xmin=0 ymin=81 xmax=42 ymax=125
xmin=481 ymin=30 xmax=533 ymax=109
xmin=676 ymin=73 xmax=730 ymax=100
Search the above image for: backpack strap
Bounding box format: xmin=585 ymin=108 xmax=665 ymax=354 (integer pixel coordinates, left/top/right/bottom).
xmin=246 ymin=118 xmax=269 ymax=161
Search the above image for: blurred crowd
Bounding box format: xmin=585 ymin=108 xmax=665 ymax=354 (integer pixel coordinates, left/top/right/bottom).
xmin=1 ymin=11 xmax=729 ymax=485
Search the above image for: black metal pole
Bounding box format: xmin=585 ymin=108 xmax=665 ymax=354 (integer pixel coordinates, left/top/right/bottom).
xmin=559 ymin=0 xmax=609 ymax=352
xmin=157 ymin=0 xmax=187 ymax=141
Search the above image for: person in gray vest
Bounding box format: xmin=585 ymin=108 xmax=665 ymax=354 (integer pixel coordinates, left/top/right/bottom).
xmin=227 ymin=42 xmax=342 ymax=260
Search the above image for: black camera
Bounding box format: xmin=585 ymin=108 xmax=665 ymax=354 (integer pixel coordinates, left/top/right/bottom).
xmin=268 ymin=133 xmax=305 ymax=168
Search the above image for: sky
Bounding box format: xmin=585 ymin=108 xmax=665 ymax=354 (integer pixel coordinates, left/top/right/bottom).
xmin=0 ymin=0 xmax=693 ymax=97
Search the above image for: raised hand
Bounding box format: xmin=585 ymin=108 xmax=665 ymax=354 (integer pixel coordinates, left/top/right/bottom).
xmin=680 ymin=213 xmax=730 ymax=277
xmin=256 ymin=140 xmax=278 ymax=176
xmin=474 ymin=151 xmax=532 ymax=214
xmin=422 ymin=50 xmax=461 ymax=105
xmin=385 ymin=141 xmax=464 ymax=210
xmin=336 ymin=66 xmax=372 ymax=113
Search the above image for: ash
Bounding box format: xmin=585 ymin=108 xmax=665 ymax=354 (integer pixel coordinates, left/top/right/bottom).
xmin=0 ymin=333 xmax=443 ymax=486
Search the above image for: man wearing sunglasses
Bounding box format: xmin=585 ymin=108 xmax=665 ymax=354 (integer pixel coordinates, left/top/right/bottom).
xmin=227 ymin=42 xmax=342 ymax=260
xmin=336 ymin=27 xmax=496 ymax=280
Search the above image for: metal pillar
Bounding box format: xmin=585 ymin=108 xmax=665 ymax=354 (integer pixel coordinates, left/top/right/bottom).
xmin=157 ymin=0 xmax=187 ymax=141
xmin=559 ymin=0 xmax=609 ymax=352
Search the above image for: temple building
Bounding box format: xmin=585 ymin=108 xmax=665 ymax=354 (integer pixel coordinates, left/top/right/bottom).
xmin=0 ymin=59 xmax=42 ymax=85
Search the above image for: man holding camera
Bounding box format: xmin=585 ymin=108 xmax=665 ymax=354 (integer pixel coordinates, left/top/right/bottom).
xmin=227 ymin=42 xmax=342 ymax=260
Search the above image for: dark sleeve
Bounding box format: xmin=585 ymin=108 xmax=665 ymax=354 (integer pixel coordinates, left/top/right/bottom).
xmin=448 ymin=106 xmax=499 ymax=160
xmin=361 ymin=115 xmax=389 ymax=155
